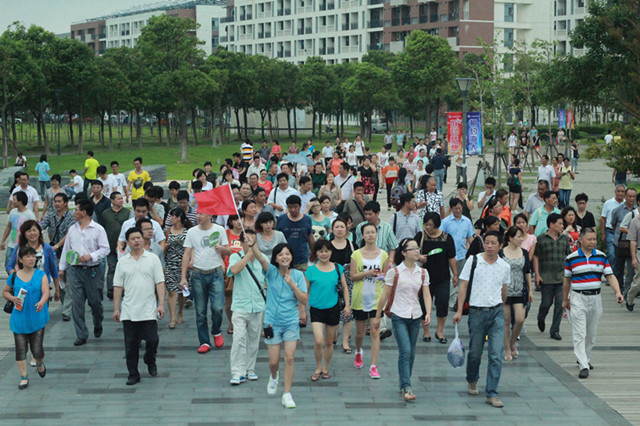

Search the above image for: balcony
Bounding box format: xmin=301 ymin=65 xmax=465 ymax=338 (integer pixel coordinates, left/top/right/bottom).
xmin=229 ymin=35 xmax=235 ymax=42
xmin=327 ymin=2 xmax=335 ymax=9
xmin=327 ymin=47 xmax=335 ymax=54
xmin=402 ymin=16 xmax=411 ymax=25
xmin=239 ymin=14 xmax=246 ymax=20
xmin=220 ymin=36 xmax=228 ymax=42
xmin=419 ymin=15 xmax=428 ymax=24
xmin=247 ymin=14 xmax=252 ymax=19
xmin=265 ymin=31 xmax=271 ymax=37
xmin=449 ymin=12 xmax=458 ymax=21
xmin=285 ymin=50 xmax=292 ymax=57
xmin=277 ymin=9 xmax=284 ymax=15
xmin=221 ymin=16 xmax=235 ymax=23
xmin=277 ymin=51 xmax=284 ymax=57
xmin=285 ymin=8 xmax=292 ymax=14
xmin=276 ymin=29 xmax=292 ymax=36
xmin=319 ymin=47 xmax=326 ymax=54
xmin=389 ymin=0 xmax=407 ymax=6
xmin=318 ymin=25 xmax=330 ymax=33
xmin=319 ymin=3 xmax=326 ymax=10
xmin=99 ymin=33 xmax=106 ymax=39
xmin=368 ymin=0 xmax=383 ymax=5
xmin=430 ymin=14 xmax=438 ymax=22
xmin=368 ymin=19 xmax=383 ymax=28
xmin=258 ymin=32 xmax=264 ymax=38
xmin=555 ymin=29 xmax=567 ymax=37
xmin=350 ymin=22 xmax=358 ymax=30
xmin=305 ymin=26 xmax=313 ymax=34
xmin=300 ymin=5 xmax=313 ymax=13
xmin=299 ymin=48 xmax=314 ymax=56
xmin=298 ymin=27 xmax=304 ymax=35
xmin=342 ymin=23 xmax=350 ymax=30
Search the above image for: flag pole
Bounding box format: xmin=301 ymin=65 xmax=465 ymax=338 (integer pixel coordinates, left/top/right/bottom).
xmin=227 ymin=183 xmax=246 ymax=234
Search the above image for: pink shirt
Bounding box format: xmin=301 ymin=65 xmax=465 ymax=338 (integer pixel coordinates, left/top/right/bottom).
xmin=521 ymin=234 xmax=537 ymax=252
xmin=384 ymin=263 xmax=430 ymax=319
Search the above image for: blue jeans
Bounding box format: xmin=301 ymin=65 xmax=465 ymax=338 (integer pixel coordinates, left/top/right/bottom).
xmin=467 ymin=306 xmax=504 ymax=398
xmin=392 ymin=314 xmax=421 ymax=391
xmin=558 ymin=189 xmax=571 ymax=208
xmin=606 ymin=228 xmax=616 ymax=273
xmin=5 ymin=246 xmax=14 ymax=272
xmin=434 ymin=169 xmax=445 ymax=192
xmin=191 ymin=268 xmax=224 ymax=345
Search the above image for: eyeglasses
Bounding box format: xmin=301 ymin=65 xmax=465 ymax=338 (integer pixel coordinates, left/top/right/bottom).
xmin=404 ymin=247 xmax=420 ymax=252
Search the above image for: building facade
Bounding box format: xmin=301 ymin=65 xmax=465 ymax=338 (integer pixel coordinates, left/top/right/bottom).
xmin=70 ymin=20 xmax=106 ymax=55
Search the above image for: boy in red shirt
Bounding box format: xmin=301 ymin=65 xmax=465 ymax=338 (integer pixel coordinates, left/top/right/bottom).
xmin=382 ymin=156 xmax=400 ymax=210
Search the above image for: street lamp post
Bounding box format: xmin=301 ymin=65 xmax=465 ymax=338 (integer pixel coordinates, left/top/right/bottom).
xmin=456 ymin=77 xmax=475 ymax=185
xmin=490 ymin=87 xmax=498 ymax=177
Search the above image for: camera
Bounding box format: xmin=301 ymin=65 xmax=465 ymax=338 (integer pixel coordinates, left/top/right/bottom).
xmin=264 ymin=325 xmax=274 ymax=339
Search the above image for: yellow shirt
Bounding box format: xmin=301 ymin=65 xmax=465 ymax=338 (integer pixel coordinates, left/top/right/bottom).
xmin=350 ymin=249 xmax=389 ymax=311
xmin=84 ymin=158 xmax=99 ymax=179
xmin=128 ymin=170 xmax=151 ymax=200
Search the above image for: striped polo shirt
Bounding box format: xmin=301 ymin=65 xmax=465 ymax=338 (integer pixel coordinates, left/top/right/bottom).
xmin=564 ymin=247 xmax=612 ymax=291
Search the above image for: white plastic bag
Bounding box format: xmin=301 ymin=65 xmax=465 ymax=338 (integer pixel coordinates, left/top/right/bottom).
xmin=447 ymin=324 xmax=465 ymax=368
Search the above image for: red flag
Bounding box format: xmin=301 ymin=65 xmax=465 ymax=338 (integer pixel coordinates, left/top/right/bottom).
xmin=194 ymin=185 xmax=238 ymax=216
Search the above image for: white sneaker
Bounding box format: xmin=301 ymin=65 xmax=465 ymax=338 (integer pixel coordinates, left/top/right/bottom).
xmin=267 ymin=372 xmax=279 ymax=395
xmin=229 ymin=376 xmax=244 ymax=385
xmin=247 ymin=371 xmax=258 ymax=381
xmin=281 ymin=392 xmax=296 ymax=408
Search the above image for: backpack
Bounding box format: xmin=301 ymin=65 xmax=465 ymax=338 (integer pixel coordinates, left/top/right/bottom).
xmin=390 ymin=184 xmax=405 ymax=207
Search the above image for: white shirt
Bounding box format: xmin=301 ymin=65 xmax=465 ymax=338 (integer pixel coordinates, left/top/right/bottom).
xmin=459 ymin=254 xmax=510 ymax=307
xmin=247 ymin=163 xmax=266 ymax=178
xmin=605 ymin=134 xmax=613 ymax=145
xmin=267 ymin=185 xmax=300 ymax=216
xmin=300 ymin=190 xmax=315 ymax=213
xmin=111 ymin=173 xmax=128 ymax=193
xmin=430 ymin=131 xmax=437 ymax=142
xmin=601 ymin=197 xmax=624 ymax=229
xmin=354 ymin=140 xmax=365 ymax=156
xmin=384 ymin=263 xmax=430 ymax=319
xmin=477 ymin=190 xmax=495 ymax=210
xmin=70 ymin=176 xmax=84 ymax=193
xmin=59 ymin=220 xmax=110 ymax=270
xmin=114 ymin=251 xmax=164 ymax=321
xmin=322 ymin=146 xmax=334 ymax=159
xmin=118 ymin=217 xmax=166 ymax=243
xmin=537 ymin=164 xmax=556 ymax=187
xmin=98 ymin=175 xmax=118 ymax=198
xmin=184 ymin=223 xmax=228 ymax=270
xmin=334 ymin=174 xmax=354 ymax=200
xmin=11 ymin=185 xmax=40 ymax=212
xmin=508 ymin=134 xmax=517 ymax=147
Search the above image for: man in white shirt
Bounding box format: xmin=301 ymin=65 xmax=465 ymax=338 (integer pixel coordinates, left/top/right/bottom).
xmin=454 ymin=230 xmax=510 ymax=408
xmin=322 ymin=141 xmax=334 ymax=164
xmin=267 ymin=173 xmax=301 ymax=216
xmin=118 ymin=198 xmax=166 ymax=251
xmin=477 ymin=177 xmax=497 ymax=211
xmin=110 ymin=161 xmax=130 ymax=202
xmin=181 ymin=211 xmax=231 ymax=353
xmin=113 ymin=226 xmax=166 ymax=386
xmin=524 ymin=180 xmax=549 ymax=219
xmin=10 ymin=172 xmax=40 ymax=221
xmin=604 ymin=130 xmax=613 ymax=146
xmin=59 ymin=199 xmax=110 ymax=347
xmin=97 ymin=165 xmax=118 ymax=198
xmin=298 ymin=176 xmax=315 ymax=213
xmin=334 ymin=162 xmax=355 ymax=201
xmin=537 ymin=155 xmax=556 ymax=188
xmin=65 ymin=169 xmax=84 ymax=199
xmin=601 ymin=184 xmax=626 ymax=270
xmin=384 ymin=130 xmax=394 ymax=149
xmin=247 ymin=154 xmax=266 ymax=178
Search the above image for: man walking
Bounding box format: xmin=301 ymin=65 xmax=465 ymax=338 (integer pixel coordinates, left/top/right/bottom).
xmin=537 ymin=155 xmax=556 ymax=188
xmin=563 ymin=228 xmax=622 ymax=378
xmin=181 ymin=210 xmax=231 ymax=353
xmin=117 ymin=199 xmax=165 ymax=251
xmin=267 ymin=173 xmax=300 ymax=217
xmin=276 ymin=195 xmax=314 ymax=272
xmin=59 ymin=200 xmax=110 ymax=346
xmin=101 ymin=192 xmax=132 ymax=300
xmin=10 ymin=173 xmax=40 ymax=221
xmin=524 ymin=180 xmax=549 ymax=220
xmin=441 ymin=198 xmax=475 ymax=309
xmin=89 ymin=180 xmax=111 ymax=225
xmin=453 ymin=230 xmax=510 ymax=408
xmin=84 ymin=151 xmax=99 ymax=196
xmin=611 ymin=188 xmax=637 ymax=295
xmin=113 ymin=227 xmax=166 ymax=386
xmin=110 ymin=161 xmax=130 ymax=202
xmin=600 ymin=184 xmax=626 ymax=266
xmin=127 ymin=157 xmax=151 ymax=201
xmin=389 ymin=193 xmax=421 ymax=242
xmin=529 ymin=191 xmax=561 ymax=237
xmin=344 ymin=182 xmax=370 ymax=231
xmin=534 ymin=213 xmax=571 ymax=341
xmin=40 ymin=192 xmax=76 ymax=320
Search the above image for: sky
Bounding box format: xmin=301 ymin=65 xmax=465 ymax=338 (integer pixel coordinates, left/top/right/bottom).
xmin=0 ymin=0 xmax=155 ymax=34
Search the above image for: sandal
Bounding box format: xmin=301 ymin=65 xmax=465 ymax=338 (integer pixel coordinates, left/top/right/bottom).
xmin=18 ymin=377 xmax=29 ymax=390
xmin=227 ymin=328 xmax=234 ymax=335
xmin=311 ymin=371 xmax=321 ymax=382
xmin=504 ymin=353 xmax=513 ymax=361
xmin=168 ymin=322 xmax=176 ymax=329
xmin=511 ymin=347 xmax=519 ymax=359
xmin=423 ymin=336 xmax=431 ymax=342
xmin=321 ymin=371 xmax=331 ymax=379
xmin=342 ymin=346 xmax=353 ymax=354
xmin=402 ymin=389 xmax=416 ymax=402
xmin=176 ymin=315 xmax=183 ymax=324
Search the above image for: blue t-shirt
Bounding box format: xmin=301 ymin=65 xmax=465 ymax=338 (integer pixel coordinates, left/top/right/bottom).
xmin=264 ymin=264 xmax=307 ymax=326
xmin=9 ymin=270 xmax=49 ymax=334
xmin=305 ymin=264 xmax=343 ymax=309
xmin=35 ymin=161 xmax=50 ymax=182
xmin=275 ymin=214 xmax=313 ymax=265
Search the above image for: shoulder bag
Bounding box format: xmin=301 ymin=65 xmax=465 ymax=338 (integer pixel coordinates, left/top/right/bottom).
xmin=3 ymin=273 xmax=16 ymax=314
xmin=455 ymin=254 xmax=478 ymax=316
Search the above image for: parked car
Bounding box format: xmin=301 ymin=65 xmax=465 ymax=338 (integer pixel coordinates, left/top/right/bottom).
xmin=371 ymin=116 xmax=388 ymax=133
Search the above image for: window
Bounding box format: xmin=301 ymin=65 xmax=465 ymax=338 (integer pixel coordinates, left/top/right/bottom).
xmin=504 ymin=28 xmax=514 ymax=47
xmin=504 ymin=3 xmax=514 ymax=22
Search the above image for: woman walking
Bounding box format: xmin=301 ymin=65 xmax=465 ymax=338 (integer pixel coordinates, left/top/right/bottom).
xmin=558 ymin=157 xmax=575 ymax=208
xmin=308 ymin=199 xmax=331 ymax=239
xmin=319 ymin=196 xmax=338 ymax=223
xmin=562 ymin=206 xmax=581 ymax=252
xmin=306 ymin=240 xmax=350 ymax=381
xmin=330 ymin=218 xmax=356 ymax=353
xmin=350 ymin=223 xmax=389 ymax=378
xmin=256 ymin=212 xmax=287 ymax=260
xmin=318 ymin=172 xmax=341 ymax=211
xmin=3 ymin=246 xmax=50 ymax=389
xmin=34 ymin=154 xmax=51 ymax=198
xmin=41 ymin=174 xmax=63 ymax=215
xmin=415 ymin=212 xmax=456 ymax=343
xmin=164 ymin=208 xmax=192 ymax=328
xmin=357 ymin=156 xmax=376 ymax=199
xmin=514 ymin=213 xmax=536 ymax=260
xmin=507 ymin=158 xmax=523 ymax=211
xmin=501 ymin=226 xmax=533 ymax=361
xmin=376 ymin=238 xmax=431 ymax=401
xmin=255 ymin=243 xmax=308 ymax=409
xmin=241 ymin=200 xmax=258 ymax=230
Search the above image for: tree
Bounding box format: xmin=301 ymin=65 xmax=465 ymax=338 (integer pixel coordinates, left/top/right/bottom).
xmin=297 ymin=57 xmax=334 ymax=139
xmin=280 ymin=61 xmax=300 ymax=140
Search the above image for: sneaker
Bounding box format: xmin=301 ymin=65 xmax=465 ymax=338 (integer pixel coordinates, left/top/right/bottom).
xmin=281 ymin=392 xmax=296 ymax=408
xmin=267 ymin=372 xmax=279 ymax=395
xmin=380 ymin=329 xmax=392 ymax=341
xmin=467 ymin=382 xmax=479 ymax=395
xmin=626 ymin=301 xmax=634 ymax=312
xmin=369 ymin=365 xmax=380 ymax=379
xmin=213 ymin=334 xmax=224 ymax=348
xmin=197 ymin=343 xmax=211 ymax=354
xmin=578 ymin=368 xmax=589 ymax=379
xmin=185 ymin=299 xmax=193 ymax=309
xmin=354 ymin=352 xmax=363 ymax=369
xmin=485 ymin=397 xmax=504 ymax=408
xmin=247 ymin=371 xmax=258 ymax=381
xmin=230 ymin=376 xmax=246 ymax=385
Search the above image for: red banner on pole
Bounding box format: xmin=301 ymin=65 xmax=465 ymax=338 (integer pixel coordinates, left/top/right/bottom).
xmin=567 ymin=108 xmax=574 ymax=130
xmin=447 ymin=112 xmax=463 ymax=156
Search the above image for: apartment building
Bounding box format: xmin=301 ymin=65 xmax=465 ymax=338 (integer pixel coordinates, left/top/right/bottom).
xmin=551 ymin=0 xmax=587 ymax=56
xmin=71 ymin=0 xmax=227 ymax=55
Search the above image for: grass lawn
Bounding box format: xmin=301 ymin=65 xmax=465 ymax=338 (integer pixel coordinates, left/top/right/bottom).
xmin=13 ymin=123 xmax=389 ymax=180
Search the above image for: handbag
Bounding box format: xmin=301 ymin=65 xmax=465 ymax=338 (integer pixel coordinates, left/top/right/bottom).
xmin=335 ymin=263 xmax=345 ymax=310
xmin=3 ymin=273 xmax=16 ymax=314
xmin=384 ymin=267 xmax=426 ymax=318
xmin=455 ymin=254 xmax=478 ymax=316
xmin=617 ymin=212 xmax=634 ymax=258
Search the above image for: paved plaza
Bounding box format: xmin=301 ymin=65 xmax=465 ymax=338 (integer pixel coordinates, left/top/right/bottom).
xmin=0 ymin=153 xmax=636 ymax=425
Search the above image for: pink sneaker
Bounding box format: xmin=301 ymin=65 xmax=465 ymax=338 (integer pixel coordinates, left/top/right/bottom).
xmin=214 ymin=334 xmax=224 ymax=348
xmin=369 ymin=365 xmax=380 ymax=379
xmin=354 ymin=353 xmax=363 ymax=369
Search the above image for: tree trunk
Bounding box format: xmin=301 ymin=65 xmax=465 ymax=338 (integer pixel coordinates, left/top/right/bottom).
xmin=367 ymin=111 xmax=372 ymax=143
xmin=10 ymin=108 xmax=17 ymax=144
xmin=318 ymin=112 xmax=323 ymax=140
xmin=157 ymin=115 xmax=163 ymax=145
xmin=108 ymin=114 xmax=113 ymax=151
xmin=68 ymin=109 xmax=75 ymax=147
xmin=311 ymin=110 xmax=316 ymax=139
xmin=100 ymin=114 xmax=105 ymax=148
xmin=78 ymin=102 xmax=84 ymax=154
xmin=191 ymin=107 xmax=198 ymax=146
xmin=234 ymin=108 xmax=242 ymax=140
xmin=211 ymin=109 xmax=217 ymax=146
xmin=294 ymin=108 xmax=298 ymax=141
xmin=128 ymin=111 xmax=133 ymax=145
xmin=268 ymin=109 xmax=273 ymax=141
xmin=179 ymin=107 xmax=188 ymax=162
xmin=136 ymin=110 xmax=142 ymax=149
xmin=166 ymin=116 xmax=171 ymax=147
xmin=41 ymin=118 xmax=50 ymax=155
xmin=260 ymin=110 xmax=267 ymax=140
xmin=242 ymin=108 xmax=249 ymax=141
xmin=286 ymin=107 xmax=292 ymax=140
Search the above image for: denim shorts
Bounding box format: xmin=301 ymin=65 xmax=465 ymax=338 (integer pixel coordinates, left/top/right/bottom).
xmin=264 ymin=322 xmax=300 ymax=345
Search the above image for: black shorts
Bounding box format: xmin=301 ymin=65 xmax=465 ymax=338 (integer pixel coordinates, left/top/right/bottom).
xmin=310 ymin=304 xmax=340 ymax=326
xmin=352 ymin=309 xmax=377 ymax=321
xmin=505 ymin=296 xmax=526 ymax=305
xmin=420 ymin=280 xmax=450 ymax=318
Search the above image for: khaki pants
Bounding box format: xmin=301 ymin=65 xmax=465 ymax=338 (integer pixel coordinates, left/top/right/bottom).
xmin=569 ymin=291 xmax=602 ymax=370
xmin=230 ymin=311 xmax=264 ymax=378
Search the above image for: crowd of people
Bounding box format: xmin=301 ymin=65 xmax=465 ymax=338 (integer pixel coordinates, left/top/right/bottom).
xmin=0 ymin=133 xmax=628 ymax=409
